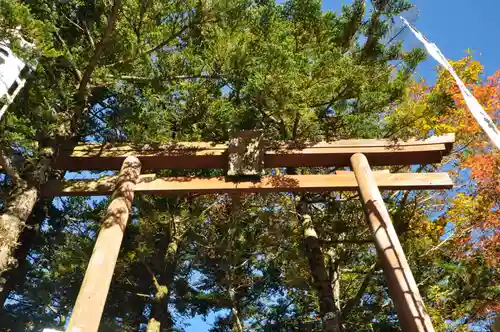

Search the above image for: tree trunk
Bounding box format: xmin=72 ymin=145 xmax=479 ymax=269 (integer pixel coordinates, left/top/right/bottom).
xmin=0 ymin=185 xmax=38 ymax=275
xmin=328 ymin=232 xmax=345 ymax=324
xmin=328 ymin=248 xmax=341 ymax=315
xmin=228 ymin=285 xmax=244 ymax=332
xmin=0 ymin=200 xmax=42 ymax=307
xmin=302 ymin=214 xmax=341 ymax=332
xmin=231 ymin=306 xmax=244 ymax=332
xmin=146 ymin=318 xmax=161 ymax=332
xmin=0 ymin=0 xmax=121 ymax=281
xmin=288 ymin=166 xmax=340 ymax=331
xmin=0 ymin=143 xmax=59 ymax=277
xmin=149 ymin=297 xmax=172 ymax=331
xmin=0 ymin=165 xmax=63 ymax=308
xmin=148 ymin=214 xmax=184 ymax=331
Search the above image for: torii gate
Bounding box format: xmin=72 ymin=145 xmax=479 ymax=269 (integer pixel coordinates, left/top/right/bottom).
xmin=45 ymin=132 xmax=455 ymax=332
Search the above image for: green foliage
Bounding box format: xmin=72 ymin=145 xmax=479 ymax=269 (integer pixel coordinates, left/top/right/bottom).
xmin=0 ymin=0 xmax=497 ymax=331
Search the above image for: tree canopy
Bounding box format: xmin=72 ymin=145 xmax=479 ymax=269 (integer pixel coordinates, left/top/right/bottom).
xmin=0 ymin=0 xmax=498 ymax=331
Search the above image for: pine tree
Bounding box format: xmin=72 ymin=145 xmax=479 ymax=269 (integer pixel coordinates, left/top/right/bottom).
xmin=2 ymin=1 xmax=497 ymax=331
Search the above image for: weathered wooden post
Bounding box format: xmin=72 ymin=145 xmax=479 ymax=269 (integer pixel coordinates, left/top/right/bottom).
xmin=350 ymin=153 xmax=434 ymax=332
xmin=66 ymin=156 xmax=141 ymax=332
xmin=227 ymin=130 xmax=263 ymax=177
xmin=227 ymin=130 xmax=263 ymax=215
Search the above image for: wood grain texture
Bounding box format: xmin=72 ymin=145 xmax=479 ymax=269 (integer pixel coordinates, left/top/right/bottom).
xmin=66 ymin=156 xmax=141 ymax=331
xmin=43 ymin=173 xmax=453 ymax=197
xmin=351 ymin=153 xmax=435 ymax=332
xmin=54 ymin=134 xmax=455 ymax=170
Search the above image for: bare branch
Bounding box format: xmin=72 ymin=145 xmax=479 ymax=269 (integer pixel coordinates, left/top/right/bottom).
xmin=342 ymin=262 xmax=378 ymax=317
xmin=83 ymin=21 xmax=96 ymax=50
xmin=341 ymin=267 xmax=380 ymax=274
xmin=321 ymin=239 xmax=373 ymax=245
xmin=420 ymin=225 xmax=474 ymax=257
xmin=46 ymin=304 xmax=59 ymax=315
xmin=144 ymin=262 xmax=162 ymax=292
xmin=63 ymin=14 xmax=84 ymax=32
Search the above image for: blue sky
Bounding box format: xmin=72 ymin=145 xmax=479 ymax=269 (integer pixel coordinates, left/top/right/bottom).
xmin=405 ymin=0 xmax=500 ymax=80
xmin=185 ymin=1 xmax=500 ymax=330
xmin=321 ymin=0 xmax=500 ymax=81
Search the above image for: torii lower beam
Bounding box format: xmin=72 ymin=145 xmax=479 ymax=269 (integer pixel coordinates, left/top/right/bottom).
xmin=43 ymin=172 xmax=453 ymax=197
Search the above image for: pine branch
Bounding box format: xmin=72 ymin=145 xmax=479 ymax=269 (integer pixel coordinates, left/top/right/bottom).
xmin=143 ymin=24 xmax=190 ymax=55
xmin=106 ymin=74 xmax=224 ymax=83
xmin=53 ymin=30 xmax=82 ymax=82
xmin=78 ymin=0 xmax=122 ymax=98
xmin=108 ymin=9 xmax=218 ymax=69
xmin=107 ymin=23 xmax=190 ymax=68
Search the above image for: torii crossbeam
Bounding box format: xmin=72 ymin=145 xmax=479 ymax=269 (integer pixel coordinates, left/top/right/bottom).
xmin=52 ymin=133 xmax=454 ymax=332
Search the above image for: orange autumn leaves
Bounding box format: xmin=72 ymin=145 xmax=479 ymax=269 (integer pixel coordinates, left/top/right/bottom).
xmin=463 ymin=154 xmax=500 ymax=196
xmin=418 ymin=55 xmax=499 ymax=268
xmin=389 ymin=54 xmax=499 ymax=269
xmin=387 ymin=55 xmax=500 ymax=143
xmin=459 ymin=153 xmax=500 ymax=267
xmin=437 ymin=57 xmax=499 ymax=268
xmin=435 ymin=56 xmax=500 ymax=146
xmin=399 ymin=55 xmax=500 ymax=324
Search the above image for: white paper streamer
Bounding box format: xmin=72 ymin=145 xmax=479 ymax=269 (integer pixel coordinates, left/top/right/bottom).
xmin=401 ymin=17 xmax=500 ymax=149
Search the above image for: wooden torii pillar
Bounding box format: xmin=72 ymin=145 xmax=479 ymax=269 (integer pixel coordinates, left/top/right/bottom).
xmin=66 ymin=157 xmax=141 ymax=331
xmin=351 ymin=153 xmax=434 ymax=331
xmin=51 ymin=133 xmax=454 ymax=332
